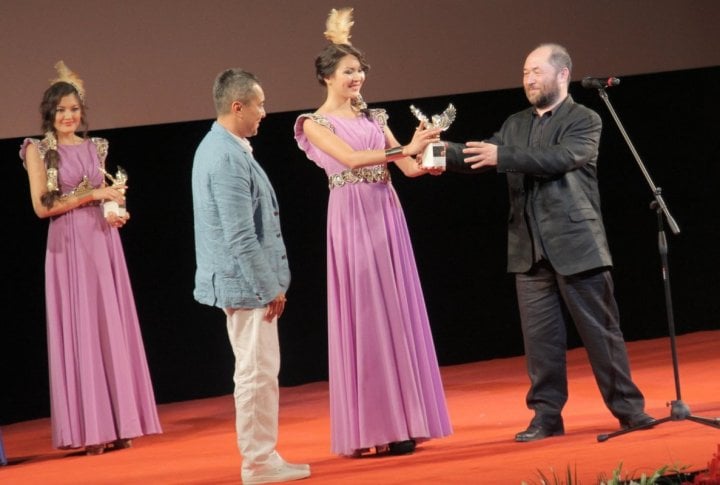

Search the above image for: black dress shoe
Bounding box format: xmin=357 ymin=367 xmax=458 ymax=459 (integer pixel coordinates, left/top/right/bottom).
xmin=388 ymin=439 xmax=416 ymax=455
xmin=515 ymin=424 xmax=564 ymax=442
xmin=619 ymin=413 xmax=656 ymax=430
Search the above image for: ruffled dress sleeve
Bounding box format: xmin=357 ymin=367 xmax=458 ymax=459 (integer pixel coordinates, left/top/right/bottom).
xmin=294 ymin=113 xmax=333 ymax=148
xmin=294 ymin=113 xmax=336 ymax=168
xmin=19 ymin=138 xmax=43 ymax=169
xmin=366 ymin=108 xmax=389 ymax=130
xmin=91 ymin=137 xmax=109 ymax=167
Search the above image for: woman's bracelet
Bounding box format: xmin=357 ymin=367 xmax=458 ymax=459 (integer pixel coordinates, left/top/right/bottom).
xmin=384 ymin=146 xmax=406 ymax=161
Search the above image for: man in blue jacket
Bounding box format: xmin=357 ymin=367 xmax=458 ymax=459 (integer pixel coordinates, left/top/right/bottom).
xmin=192 ymin=68 xmax=310 ymax=483
xmin=444 ymin=44 xmax=654 ymax=442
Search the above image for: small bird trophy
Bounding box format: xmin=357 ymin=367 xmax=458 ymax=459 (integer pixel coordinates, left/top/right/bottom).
xmin=409 ymin=103 xmax=456 ymax=169
xmin=99 ymin=165 xmax=128 ymax=218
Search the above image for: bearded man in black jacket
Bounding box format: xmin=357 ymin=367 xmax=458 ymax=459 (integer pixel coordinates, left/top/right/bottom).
xmin=444 ymin=43 xmax=654 ymax=442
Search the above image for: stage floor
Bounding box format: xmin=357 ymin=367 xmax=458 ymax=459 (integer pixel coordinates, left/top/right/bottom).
xmin=2 ymin=330 xmax=719 ymax=484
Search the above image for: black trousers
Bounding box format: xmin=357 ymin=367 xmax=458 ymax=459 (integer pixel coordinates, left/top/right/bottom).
xmin=515 ymin=261 xmax=645 ymax=427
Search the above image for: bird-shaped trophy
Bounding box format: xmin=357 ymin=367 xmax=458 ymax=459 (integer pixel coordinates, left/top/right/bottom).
xmin=409 ymin=103 xmax=456 ymax=169
xmin=99 ymin=165 xmax=128 ymax=218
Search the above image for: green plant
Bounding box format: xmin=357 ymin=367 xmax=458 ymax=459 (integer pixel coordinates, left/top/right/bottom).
xmin=522 ymin=462 xmax=688 ymax=485
xmin=522 ymin=464 xmax=579 ymax=485
xmin=597 ymin=462 xmax=668 ymax=484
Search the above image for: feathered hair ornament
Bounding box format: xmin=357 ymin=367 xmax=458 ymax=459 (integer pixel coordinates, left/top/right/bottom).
xmin=324 ymin=7 xmax=354 ymax=45
xmin=50 ymin=60 xmax=85 ymax=100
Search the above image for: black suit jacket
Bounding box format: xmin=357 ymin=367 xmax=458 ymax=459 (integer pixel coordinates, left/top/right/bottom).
xmin=446 ymin=95 xmax=611 ymax=275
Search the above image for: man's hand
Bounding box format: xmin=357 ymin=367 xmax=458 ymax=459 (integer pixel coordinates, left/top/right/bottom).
xmin=264 ymin=293 xmax=287 ymax=322
xmin=463 ymin=141 xmax=498 ymax=170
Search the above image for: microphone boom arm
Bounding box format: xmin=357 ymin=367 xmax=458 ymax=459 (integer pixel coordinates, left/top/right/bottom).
xmin=592 ymin=81 xmax=720 ymax=444
xmin=596 ymin=88 xmax=680 ymax=235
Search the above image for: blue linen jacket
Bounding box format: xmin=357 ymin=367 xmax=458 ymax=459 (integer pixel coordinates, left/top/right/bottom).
xmin=192 ymin=121 xmax=290 ymax=309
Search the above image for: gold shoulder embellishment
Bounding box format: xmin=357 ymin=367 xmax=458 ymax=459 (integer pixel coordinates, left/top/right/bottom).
xmin=367 ymin=108 xmax=388 ymax=128
xmin=303 ymin=113 xmax=335 ymax=133
xmin=91 ymin=137 xmax=109 ymax=162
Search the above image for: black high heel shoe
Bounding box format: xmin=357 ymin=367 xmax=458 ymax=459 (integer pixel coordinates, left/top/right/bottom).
xmin=85 ymin=444 xmax=106 ymax=456
xmin=388 ymin=439 xmax=416 ymax=455
xmin=112 ymin=438 xmax=133 ymax=450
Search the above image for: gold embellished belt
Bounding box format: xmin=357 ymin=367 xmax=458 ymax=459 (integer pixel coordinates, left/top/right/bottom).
xmin=328 ymin=166 xmax=390 ymax=190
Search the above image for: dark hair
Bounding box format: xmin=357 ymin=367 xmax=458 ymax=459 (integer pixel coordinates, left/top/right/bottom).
xmin=213 ymin=69 xmax=260 ymax=115
xmin=38 ymin=81 xmax=88 ymax=209
xmin=40 ymin=81 xmax=88 ymax=135
xmin=315 ymin=43 xmax=370 ymax=86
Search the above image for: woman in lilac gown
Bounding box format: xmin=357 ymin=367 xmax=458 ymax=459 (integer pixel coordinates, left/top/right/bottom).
xmin=0 ymin=428 xmax=6 ymax=465
xmin=20 ymin=62 xmax=161 ymax=455
xmin=294 ymin=9 xmax=452 ymax=457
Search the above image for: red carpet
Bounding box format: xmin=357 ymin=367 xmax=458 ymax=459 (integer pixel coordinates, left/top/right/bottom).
xmin=2 ymin=330 xmax=719 ymax=484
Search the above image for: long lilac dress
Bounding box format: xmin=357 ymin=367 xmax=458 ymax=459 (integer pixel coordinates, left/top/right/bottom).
xmin=0 ymin=428 xmax=6 ymax=465
xmin=20 ymin=138 xmax=162 ymax=449
xmin=294 ymin=110 xmax=452 ymax=456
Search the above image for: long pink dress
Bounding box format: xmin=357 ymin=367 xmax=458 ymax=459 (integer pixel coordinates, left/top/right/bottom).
xmin=294 ymin=110 xmax=452 ymax=456
xmin=21 ymin=138 xmax=162 ymax=449
xmin=0 ymin=428 xmax=6 ymax=465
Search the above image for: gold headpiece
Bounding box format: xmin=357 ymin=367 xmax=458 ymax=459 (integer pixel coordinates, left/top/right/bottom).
xmin=50 ymin=61 xmax=85 ymax=100
xmin=324 ymin=7 xmax=354 ymax=45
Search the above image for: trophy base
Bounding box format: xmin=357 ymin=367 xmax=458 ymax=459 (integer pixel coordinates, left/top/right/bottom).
xmin=103 ymin=201 xmax=126 ymax=218
xmin=420 ymin=142 xmax=447 ymax=169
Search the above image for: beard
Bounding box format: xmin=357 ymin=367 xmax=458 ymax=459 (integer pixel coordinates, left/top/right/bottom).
xmin=526 ymin=83 xmax=560 ymax=110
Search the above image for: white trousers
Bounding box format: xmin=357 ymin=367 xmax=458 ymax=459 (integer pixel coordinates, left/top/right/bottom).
xmin=224 ymin=307 xmax=280 ymax=471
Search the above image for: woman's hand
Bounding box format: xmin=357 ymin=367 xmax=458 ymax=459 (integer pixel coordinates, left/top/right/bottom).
xmin=106 ymin=210 xmax=130 ymax=229
xmin=405 ymin=123 xmax=443 ymax=157
xmin=93 ymin=185 xmax=126 ymax=203
xmin=423 ymin=166 xmax=446 ymax=176
xmin=98 ymin=185 xmax=129 ymax=228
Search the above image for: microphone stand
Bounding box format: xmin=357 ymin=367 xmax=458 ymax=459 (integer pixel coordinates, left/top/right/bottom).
xmin=592 ymin=87 xmax=720 ymax=442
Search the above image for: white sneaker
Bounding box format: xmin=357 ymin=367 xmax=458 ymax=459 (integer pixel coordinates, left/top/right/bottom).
xmin=269 ymin=451 xmax=310 ymax=472
xmin=242 ymin=460 xmax=311 ymax=484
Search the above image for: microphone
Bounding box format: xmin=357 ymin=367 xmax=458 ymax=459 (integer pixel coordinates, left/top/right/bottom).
xmin=581 ymin=76 xmax=621 ymax=89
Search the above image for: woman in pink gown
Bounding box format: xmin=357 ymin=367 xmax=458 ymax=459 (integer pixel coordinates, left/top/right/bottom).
xmin=20 ymin=62 xmax=161 ymax=455
xmin=0 ymin=428 xmax=6 ymax=465
xmin=294 ymin=9 xmax=452 ymax=457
